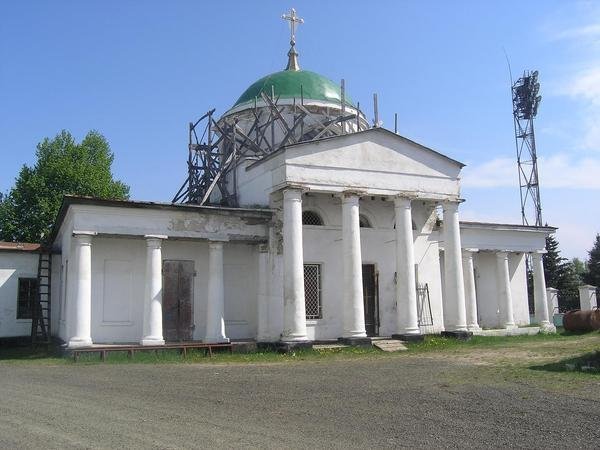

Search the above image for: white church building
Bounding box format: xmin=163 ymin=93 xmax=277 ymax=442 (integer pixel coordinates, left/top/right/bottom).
xmin=0 ymin=11 xmax=557 ymax=349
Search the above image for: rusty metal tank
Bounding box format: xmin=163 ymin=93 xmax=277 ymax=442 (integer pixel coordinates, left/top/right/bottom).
xmin=562 ymin=309 xmax=600 ymax=332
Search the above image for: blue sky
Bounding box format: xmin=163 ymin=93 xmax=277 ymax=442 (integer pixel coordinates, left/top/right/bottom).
xmin=1 ymin=1 xmax=599 ymax=259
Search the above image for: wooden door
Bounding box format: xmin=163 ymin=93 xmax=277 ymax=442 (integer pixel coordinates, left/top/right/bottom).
xmin=362 ymin=264 xmax=379 ymax=337
xmin=162 ymin=260 xmax=194 ymax=342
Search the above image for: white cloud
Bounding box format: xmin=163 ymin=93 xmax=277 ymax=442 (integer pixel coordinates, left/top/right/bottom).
xmin=552 ymin=23 xmax=600 ymax=41
xmin=541 ymin=4 xmax=600 ymax=150
xmin=461 ymin=153 xmax=600 ymax=189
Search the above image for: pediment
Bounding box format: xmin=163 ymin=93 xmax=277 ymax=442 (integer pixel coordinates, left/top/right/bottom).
xmin=283 ymin=128 xmax=463 ymax=180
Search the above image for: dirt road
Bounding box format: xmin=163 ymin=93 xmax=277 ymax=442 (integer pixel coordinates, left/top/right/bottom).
xmin=1 ymin=352 xmax=599 ymax=449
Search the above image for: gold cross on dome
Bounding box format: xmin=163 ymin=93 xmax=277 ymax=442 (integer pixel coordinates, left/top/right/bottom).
xmin=282 ymin=8 xmax=304 ymax=45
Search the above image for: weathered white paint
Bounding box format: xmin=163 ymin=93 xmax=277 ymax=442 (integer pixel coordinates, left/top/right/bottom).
xmin=462 ymin=249 xmax=480 ymax=331
xmin=496 ymin=252 xmax=516 ymax=329
xmin=532 ymin=251 xmax=554 ymax=331
xmin=281 ymin=188 xmax=307 ymax=341
xmin=442 ymin=202 xmax=467 ymax=332
xmin=546 ymin=287 xmax=558 ymax=317
xmin=578 ymin=285 xmax=598 ymax=310
xmin=205 ymin=241 xmax=228 ymax=343
xmin=394 ymin=197 xmax=420 ymax=336
xmin=341 ymin=193 xmax=366 ymax=338
xmin=0 ymin=251 xmax=39 ymax=337
xmin=68 ymin=232 xmax=95 ymax=348
xmin=140 ymin=236 xmax=165 ymax=346
xmin=0 ymin=127 xmax=558 ymax=342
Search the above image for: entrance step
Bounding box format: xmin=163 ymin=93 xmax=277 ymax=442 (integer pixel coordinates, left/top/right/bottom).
xmin=373 ymin=339 xmax=408 ymax=352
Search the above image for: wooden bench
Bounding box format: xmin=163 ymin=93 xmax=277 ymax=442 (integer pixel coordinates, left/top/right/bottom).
xmin=72 ymin=342 xmax=233 ymax=362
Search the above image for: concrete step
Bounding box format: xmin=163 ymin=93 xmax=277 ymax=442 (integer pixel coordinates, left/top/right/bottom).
xmin=373 ymin=339 xmax=408 ymax=352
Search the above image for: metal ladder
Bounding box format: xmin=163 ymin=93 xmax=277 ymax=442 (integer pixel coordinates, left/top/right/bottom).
xmin=417 ymin=283 xmax=434 ymax=332
xmin=31 ymin=251 xmax=51 ymax=344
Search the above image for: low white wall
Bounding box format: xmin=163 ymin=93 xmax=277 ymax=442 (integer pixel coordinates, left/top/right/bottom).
xmin=0 ymin=252 xmax=39 ymax=337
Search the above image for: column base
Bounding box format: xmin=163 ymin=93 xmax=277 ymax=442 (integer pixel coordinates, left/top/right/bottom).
xmin=504 ymin=324 xmax=518 ymax=330
xmin=280 ymin=334 xmax=309 ymax=342
xmin=140 ymin=337 xmax=165 ymax=346
xmin=338 ymin=336 xmax=373 ymax=346
xmin=67 ymin=337 xmax=93 ymax=349
xmin=539 ymin=322 xmax=557 ymax=333
xmin=391 ymin=333 xmax=424 ymax=343
xmin=467 ymin=324 xmax=481 ymax=332
xmin=441 ymin=330 xmax=473 ymax=340
xmin=203 ymin=336 xmax=230 ymax=344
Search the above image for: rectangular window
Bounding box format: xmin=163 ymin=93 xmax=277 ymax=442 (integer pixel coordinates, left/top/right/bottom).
xmin=17 ymin=278 xmax=38 ymax=320
xmin=304 ymin=264 xmax=322 ymax=319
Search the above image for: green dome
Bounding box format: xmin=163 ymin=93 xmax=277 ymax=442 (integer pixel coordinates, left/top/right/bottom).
xmin=233 ymin=70 xmax=354 ymax=108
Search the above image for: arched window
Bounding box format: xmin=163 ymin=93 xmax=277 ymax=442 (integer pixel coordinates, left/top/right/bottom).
xmin=359 ymin=214 xmax=372 ymax=228
xmin=302 ymin=210 xmax=324 ymax=226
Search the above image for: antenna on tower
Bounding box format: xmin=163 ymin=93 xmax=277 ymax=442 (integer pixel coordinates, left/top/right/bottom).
xmin=512 ymin=70 xmax=542 ymax=227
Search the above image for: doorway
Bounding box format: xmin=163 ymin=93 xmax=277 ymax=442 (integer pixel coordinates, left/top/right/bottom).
xmin=162 ymin=260 xmax=194 ymax=341
xmin=362 ymin=264 xmax=379 ymax=336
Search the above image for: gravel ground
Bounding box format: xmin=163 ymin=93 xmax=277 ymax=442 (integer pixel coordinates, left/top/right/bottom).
xmin=0 ymin=356 xmax=599 ymax=449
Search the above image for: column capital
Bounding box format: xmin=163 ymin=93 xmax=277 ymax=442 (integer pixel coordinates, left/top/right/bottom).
xmin=282 ymin=187 xmax=304 ymax=201
xmin=339 ymin=190 xmax=366 ymax=202
xmin=208 ymin=240 xmax=225 ymax=250
xmin=393 ymin=196 xmax=413 ymax=208
xmin=546 ymin=287 xmax=558 ymax=293
xmin=72 ymin=231 xmax=96 ymax=245
xmin=495 ymin=251 xmax=509 ymax=260
xmin=531 ymin=249 xmax=547 ymax=256
xmin=461 ymin=248 xmax=479 ymax=259
xmin=144 ymin=234 xmax=168 ymax=240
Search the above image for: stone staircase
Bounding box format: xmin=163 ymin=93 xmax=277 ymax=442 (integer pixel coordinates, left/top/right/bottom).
xmin=372 ymin=338 xmax=408 ymax=352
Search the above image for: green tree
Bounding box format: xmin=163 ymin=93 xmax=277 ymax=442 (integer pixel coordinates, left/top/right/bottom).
xmin=583 ymin=234 xmax=600 ymax=292
xmin=0 ymin=130 xmax=129 ymax=242
xmin=543 ymin=235 xmax=580 ymax=311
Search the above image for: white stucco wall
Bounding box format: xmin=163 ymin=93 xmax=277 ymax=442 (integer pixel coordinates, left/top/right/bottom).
xmin=57 ymin=236 xmax=260 ymax=344
xmin=0 ymin=252 xmax=38 ymax=337
xmin=298 ymin=193 xmax=446 ymax=339
xmin=473 ymin=251 xmax=531 ymax=328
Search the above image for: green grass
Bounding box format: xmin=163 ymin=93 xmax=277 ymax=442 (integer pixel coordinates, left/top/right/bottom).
xmin=403 ymin=330 xmax=582 ymax=353
xmin=0 ymin=330 xmax=597 ymax=367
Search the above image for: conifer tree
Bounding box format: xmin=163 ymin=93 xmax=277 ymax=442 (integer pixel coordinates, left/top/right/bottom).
xmin=543 ymin=235 xmax=579 ymax=311
xmin=583 ymin=234 xmax=600 ymax=293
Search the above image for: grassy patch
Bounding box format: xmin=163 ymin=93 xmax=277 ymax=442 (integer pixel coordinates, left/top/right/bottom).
xmin=530 ymin=351 xmax=600 ymax=375
xmin=403 ymin=331 xmax=579 ymax=353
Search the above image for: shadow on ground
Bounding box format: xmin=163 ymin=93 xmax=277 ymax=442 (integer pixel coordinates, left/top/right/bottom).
xmin=530 ymin=350 xmax=600 ymax=374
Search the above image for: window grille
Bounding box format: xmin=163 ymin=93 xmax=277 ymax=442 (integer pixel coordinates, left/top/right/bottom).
xmin=302 ymin=211 xmax=324 ymax=226
xmin=304 ymin=264 xmax=322 ymax=319
xmin=359 ymin=214 xmax=372 ymax=228
xmin=17 ymin=278 xmax=37 ymax=320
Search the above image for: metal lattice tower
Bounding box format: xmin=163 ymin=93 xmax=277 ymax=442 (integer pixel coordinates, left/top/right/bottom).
xmin=512 ymin=70 xmax=543 ymax=226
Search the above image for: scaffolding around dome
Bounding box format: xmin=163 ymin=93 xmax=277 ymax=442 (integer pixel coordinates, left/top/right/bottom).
xmin=172 ymin=85 xmax=371 ymax=206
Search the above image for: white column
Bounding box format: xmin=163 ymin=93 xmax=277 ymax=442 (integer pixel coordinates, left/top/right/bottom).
xmin=205 ymin=241 xmax=229 ymax=343
xmin=256 ymin=244 xmax=270 ymax=342
xmin=341 ymin=193 xmax=367 ymax=338
xmin=140 ymin=235 xmax=166 ymax=345
xmin=532 ymin=251 xmax=554 ymax=331
xmin=68 ymin=232 xmax=95 ymax=348
xmin=393 ymin=197 xmax=420 ymax=336
xmin=282 ymin=188 xmax=308 ymax=341
xmin=496 ymin=251 xmax=516 ymax=329
xmin=442 ymin=201 xmax=468 ymax=332
xmin=462 ymin=249 xmax=481 ymax=331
